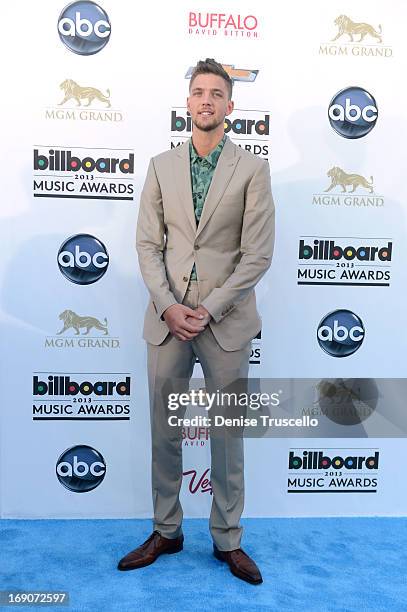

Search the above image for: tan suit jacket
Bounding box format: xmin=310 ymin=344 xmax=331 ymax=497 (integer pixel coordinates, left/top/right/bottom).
xmin=136 ymin=135 xmax=275 ymax=351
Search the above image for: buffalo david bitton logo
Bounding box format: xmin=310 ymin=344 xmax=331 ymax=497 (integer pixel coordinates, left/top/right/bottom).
xmin=183 ymin=425 xmax=209 ymax=447
xmin=187 ymin=11 xmax=258 ymax=39
xmin=312 ymin=166 xmax=384 ymax=208
xmin=319 ymin=14 xmax=392 ymax=57
xmin=45 ymin=79 xmax=124 ymax=123
xmin=45 ymin=310 xmax=120 ymax=349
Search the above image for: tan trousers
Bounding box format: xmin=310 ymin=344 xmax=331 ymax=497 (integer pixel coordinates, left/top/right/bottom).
xmin=147 ymin=280 xmax=251 ymax=551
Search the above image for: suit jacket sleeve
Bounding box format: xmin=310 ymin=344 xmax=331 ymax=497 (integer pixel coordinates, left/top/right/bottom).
xmin=201 ymin=159 xmax=275 ymax=323
xmin=136 ymin=158 xmax=178 ymax=320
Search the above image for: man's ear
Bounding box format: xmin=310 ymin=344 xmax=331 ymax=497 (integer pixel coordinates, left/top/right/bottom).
xmin=226 ymin=99 xmax=234 ymax=116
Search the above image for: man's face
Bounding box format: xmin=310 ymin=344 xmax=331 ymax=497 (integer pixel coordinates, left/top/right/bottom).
xmin=187 ymin=73 xmax=234 ymax=133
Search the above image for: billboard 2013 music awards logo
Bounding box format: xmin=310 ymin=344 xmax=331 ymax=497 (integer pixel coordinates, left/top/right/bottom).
xmin=33 ymin=372 xmax=131 ymax=421
xmin=44 ymin=309 xmax=120 ymax=349
xmin=171 ymin=108 xmax=270 ymax=159
xmin=45 ymin=79 xmax=124 ymax=123
xmin=287 ymin=449 xmax=379 ymax=493
xmin=312 ymin=165 xmax=384 ymax=208
xmin=194 ymin=329 xmax=261 ymax=368
xmin=33 ymin=146 xmax=134 ymax=200
xmin=187 ymin=11 xmax=258 ymax=38
xmin=297 ymin=236 xmax=392 ymax=287
xmin=319 ymin=14 xmax=392 ymax=58
xmin=250 ymin=329 xmax=261 ymax=364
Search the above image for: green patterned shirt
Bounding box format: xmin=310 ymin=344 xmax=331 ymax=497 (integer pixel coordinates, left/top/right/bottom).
xmin=189 ymin=134 xmax=226 ymax=280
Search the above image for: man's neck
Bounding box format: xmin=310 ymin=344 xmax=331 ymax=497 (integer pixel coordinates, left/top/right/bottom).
xmin=191 ymin=128 xmax=225 ymax=157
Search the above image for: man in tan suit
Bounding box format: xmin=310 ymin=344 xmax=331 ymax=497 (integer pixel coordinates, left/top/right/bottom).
xmin=118 ymin=59 xmax=275 ymax=584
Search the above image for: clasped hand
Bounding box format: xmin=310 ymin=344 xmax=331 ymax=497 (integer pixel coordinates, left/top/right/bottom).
xmin=163 ymin=304 xmax=211 ymax=341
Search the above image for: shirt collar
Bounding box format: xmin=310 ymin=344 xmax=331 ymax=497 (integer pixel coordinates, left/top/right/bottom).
xmin=189 ymin=134 xmax=227 ymax=167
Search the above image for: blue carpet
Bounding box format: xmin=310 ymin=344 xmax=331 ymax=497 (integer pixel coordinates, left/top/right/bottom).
xmin=1 ymin=517 xmax=406 ymax=611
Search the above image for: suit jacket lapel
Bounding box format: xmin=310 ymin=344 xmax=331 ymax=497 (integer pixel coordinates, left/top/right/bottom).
xmin=173 ymin=139 xmax=197 ymax=235
xmin=172 ymin=136 xmax=241 ymax=239
xmin=196 ymin=136 xmax=240 ymax=239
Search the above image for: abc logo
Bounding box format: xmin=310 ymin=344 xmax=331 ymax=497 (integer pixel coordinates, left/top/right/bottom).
xmin=58 ymin=1 xmax=111 ymax=55
xmin=58 ymin=234 xmax=109 ymax=285
xmin=328 ymin=87 xmax=378 ymax=139
xmin=317 ymin=309 xmax=365 ymax=357
xmin=56 ymin=445 xmax=106 ymax=492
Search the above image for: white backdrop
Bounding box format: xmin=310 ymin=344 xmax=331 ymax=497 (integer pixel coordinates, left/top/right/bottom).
xmin=1 ymin=0 xmax=406 ymax=518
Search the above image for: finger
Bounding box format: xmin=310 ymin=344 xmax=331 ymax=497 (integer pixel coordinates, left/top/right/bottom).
xmin=182 ymin=321 xmax=206 ymax=333
xmin=182 ymin=306 xmax=204 ymax=319
xmin=183 ymin=330 xmax=203 ymax=338
xmin=176 ymin=334 xmax=188 ymax=341
xmin=175 ymin=328 xmax=198 ymax=340
xmin=185 ymin=314 xmax=209 ymax=324
xmin=177 ymin=332 xmax=198 ymax=341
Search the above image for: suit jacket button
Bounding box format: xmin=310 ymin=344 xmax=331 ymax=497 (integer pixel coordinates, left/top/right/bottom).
xmin=183 ymin=276 xmax=189 ymax=282
xmin=195 ymin=245 xmax=200 ymax=250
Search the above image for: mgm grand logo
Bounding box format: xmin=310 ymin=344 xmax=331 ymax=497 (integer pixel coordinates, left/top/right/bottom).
xmin=312 ymin=167 xmax=384 ymax=208
xmin=45 ymin=79 xmax=123 ymax=122
xmin=45 ymin=310 xmax=119 ymax=348
xmin=319 ymin=14 xmax=392 ymax=57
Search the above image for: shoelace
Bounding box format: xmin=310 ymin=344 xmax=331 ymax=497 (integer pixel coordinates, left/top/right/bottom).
xmin=230 ymin=549 xmax=249 ymax=562
xmin=140 ymin=530 xmax=160 ymax=550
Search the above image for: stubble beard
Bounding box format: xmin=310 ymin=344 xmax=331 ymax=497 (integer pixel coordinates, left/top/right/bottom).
xmin=193 ymin=115 xmax=225 ymax=133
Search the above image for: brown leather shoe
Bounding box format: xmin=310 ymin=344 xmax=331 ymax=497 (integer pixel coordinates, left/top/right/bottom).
xmin=213 ymin=544 xmax=263 ymax=584
xmin=117 ymin=531 xmax=184 ymax=570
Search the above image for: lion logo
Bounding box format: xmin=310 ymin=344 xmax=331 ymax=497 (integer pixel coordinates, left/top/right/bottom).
xmin=59 ymin=79 xmax=111 ymax=107
xmin=332 ymin=15 xmax=382 ymax=43
xmin=315 ymin=380 xmax=361 ymax=404
xmin=325 ymin=167 xmax=374 ymax=194
xmin=57 ymin=310 xmax=108 ymax=335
